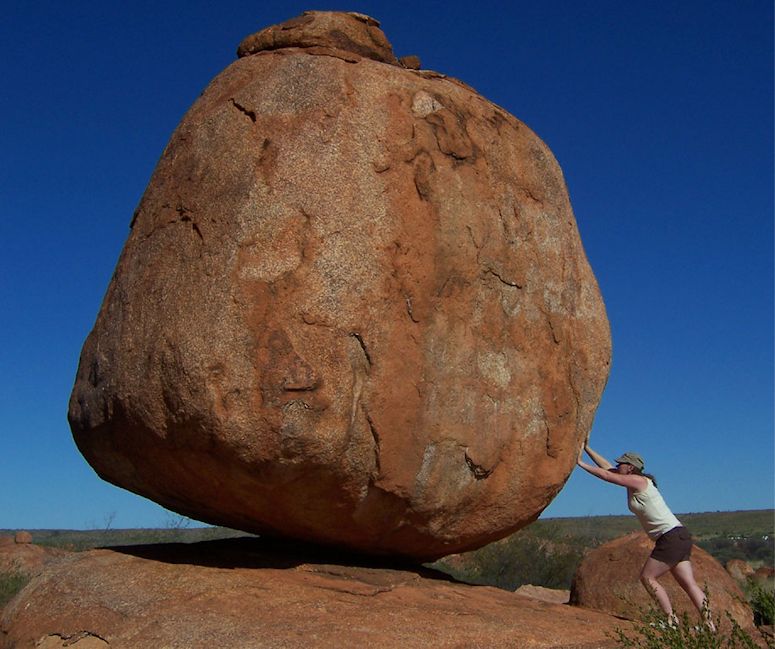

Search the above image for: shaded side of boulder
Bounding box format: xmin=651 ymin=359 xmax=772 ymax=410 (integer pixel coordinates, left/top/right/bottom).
xmin=569 ymin=532 xmax=753 ymax=629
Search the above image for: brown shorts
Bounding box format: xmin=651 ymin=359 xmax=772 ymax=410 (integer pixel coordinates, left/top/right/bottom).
xmin=651 ymin=526 xmax=693 ymax=565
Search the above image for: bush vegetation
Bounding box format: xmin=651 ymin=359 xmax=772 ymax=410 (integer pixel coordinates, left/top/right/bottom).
xmin=0 ymin=567 xmax=30 ymax=608
xmin=429 ymin=509 xmax=774 ymax=639
xmin=611 ymin=599 xmax=773 ymax=649
xmin=745 ymin=579 xmax=775 ymax=627
xmin=697 ymin=535 xmax=774 ymax=567
xmin=431 ymin=510 xmax=773 ymax=594
xmin=431 ymin=528 xmax=588 ymax=591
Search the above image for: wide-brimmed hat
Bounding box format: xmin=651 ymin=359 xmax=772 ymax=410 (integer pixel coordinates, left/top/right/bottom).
xmin=615 ymin=452 xmax=645 ymax=471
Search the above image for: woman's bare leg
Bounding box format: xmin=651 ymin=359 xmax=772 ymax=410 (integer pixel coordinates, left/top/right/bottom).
xmin=670 ymin=560 xmax=715 ymax=630
xmin=640 ymin=557 xmax=677 ymax=623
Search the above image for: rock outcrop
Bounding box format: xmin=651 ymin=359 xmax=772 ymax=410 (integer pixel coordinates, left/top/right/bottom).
xmin=1 ymin=538 xmax=627 ymax=648
xmin=515 ymin=584 xmax=570 ymax=604
xmin=68 ymin=10 xmax=611 ymax=560
xmin=569 ymin=532 xmax=754 ymax=629
xmin=11 ymin=533 xmax=31 ymax=546
xmin=0 ymin=537 xmax=68 ymax=579
xmin=726 ymin=558 xmax=755 ymax=583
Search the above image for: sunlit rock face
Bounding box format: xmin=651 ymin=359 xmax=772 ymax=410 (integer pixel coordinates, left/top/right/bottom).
xmin=68 ymin=11 xmax=611 ymax=561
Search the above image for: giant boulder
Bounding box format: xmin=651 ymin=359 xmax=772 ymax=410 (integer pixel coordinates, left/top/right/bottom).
xmin=68 ymin=11 xmax=611 ymax=560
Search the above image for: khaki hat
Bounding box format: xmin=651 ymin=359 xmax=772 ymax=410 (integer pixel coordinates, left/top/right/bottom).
xmin=615 ymin=452 xmax=645 ymax=471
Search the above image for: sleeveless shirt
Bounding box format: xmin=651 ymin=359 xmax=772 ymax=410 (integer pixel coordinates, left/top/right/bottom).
xmin=627 ymin=479 xmax=682 ymax=540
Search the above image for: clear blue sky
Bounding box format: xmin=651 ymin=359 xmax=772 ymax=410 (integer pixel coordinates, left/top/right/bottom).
xmin=1 ymin=1 xmax=772 ymax=530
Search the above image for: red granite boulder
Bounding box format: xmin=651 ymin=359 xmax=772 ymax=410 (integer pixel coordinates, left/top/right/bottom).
xmin=68 ymin=11 xmax=611 ymax=560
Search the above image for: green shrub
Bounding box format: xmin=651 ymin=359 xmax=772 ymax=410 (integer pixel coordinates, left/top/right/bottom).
xmin=746 ymin=579 xmax=775 ymax=627
xmin=697 ymin=535 xmax=774 ymax=568
xmin=0 ymin=568 xmax=30 ymax=608
xmin=432 ymin=530 xmax=586 ymax=591
xmin=611 ymin=602 xmax=772 ymax=649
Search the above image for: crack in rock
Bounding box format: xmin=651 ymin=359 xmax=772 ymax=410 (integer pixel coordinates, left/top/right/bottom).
xmin=464 ymin=451 xmax=493 ymax=480
xmin=540 ymin=405 xmax=559 ymax=459
xmin=307 ymin=579 xmax=397 ymax=597
xmin=567 ymin=365 xmax=582 ymax=436
xmin=365 ymin=411 xmax=381 ymax=475
xmin=140 ymin=202 xmax=203 ymax=243
xmin=538 ymin=307 xmax=560 ymax=344
xmin=521 ymin=187 xmax=543 ymax=205
xmin=404 ymin=294 xmax=419 ymax=323
xmin=350 ymin=332 xmax=372 ymax=367
xmin=485 ymin=267 xmax=522 ymax=289
xmin=44 ymin=631 xmax=110 ymax=647
xmin=412 ymin=152 xmax=434 ymax=200
xmin=231 ymin=98 xmax=257 ymax=123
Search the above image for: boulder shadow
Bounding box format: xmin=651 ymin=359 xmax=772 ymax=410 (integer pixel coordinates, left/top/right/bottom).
xmin=107 ymin=535 xmax=463 ymax=584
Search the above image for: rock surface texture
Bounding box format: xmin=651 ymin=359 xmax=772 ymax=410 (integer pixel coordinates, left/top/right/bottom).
xmin=68 ymin=11 xmax=611 ymax=559
xmin=515 ymin=584 xmax=571 ymax=604
xmin=570 ymin=532 xmax=754 ymax=629
xmin=1 ymin=539 xmax=627 ymax=649
xmin=0 ymin=538 xmax=68 ymax=577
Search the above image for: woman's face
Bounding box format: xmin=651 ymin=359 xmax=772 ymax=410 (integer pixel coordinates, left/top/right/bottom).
xmin=616 ymin=462 xmax=635 ymax=474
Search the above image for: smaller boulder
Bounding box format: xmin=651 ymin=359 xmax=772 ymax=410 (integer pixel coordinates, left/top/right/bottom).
xmin=515 ymin=584 xmax=570 ymax=604
xmin=726 ymin=558 xmax=754 ymax=584
xmin=399 ymin=54 xmax=422 ymax=69
xmin=752 ymin=565 xmax=775 ymax=588
xmin=570 ymin=532 xmax=753 ymax=629
xmin=236 ymin=11 xmax=399 ymax=64
xmin=14 ymin=532 xmax=32 ymax=545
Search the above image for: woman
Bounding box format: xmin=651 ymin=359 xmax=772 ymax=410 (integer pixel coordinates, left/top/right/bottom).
xmin=577 ymin=444 xmax=713 ymax=628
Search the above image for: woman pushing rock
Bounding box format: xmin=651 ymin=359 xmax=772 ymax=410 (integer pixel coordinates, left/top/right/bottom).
xmin=577 ymin=443 xmax=715 ymax=630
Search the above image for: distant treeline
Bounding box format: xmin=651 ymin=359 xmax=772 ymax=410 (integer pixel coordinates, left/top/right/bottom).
xmin=2 ymin=509 xmax=772 ymax=592
xmin=430 ymin=509 xmax=774 ymax=592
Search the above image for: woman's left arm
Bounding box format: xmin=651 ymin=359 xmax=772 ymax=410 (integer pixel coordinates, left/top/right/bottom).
xmin=577 ymin=453 xmax=648 ymax=490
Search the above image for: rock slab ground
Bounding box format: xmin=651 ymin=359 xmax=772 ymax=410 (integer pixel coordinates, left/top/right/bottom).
xmin=68 ymin=9 xmax=611 ymax=561
xmin=2 ymin=538 xmax=627 ymax=649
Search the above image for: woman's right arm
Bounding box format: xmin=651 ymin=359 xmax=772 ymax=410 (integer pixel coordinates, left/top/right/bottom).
xmin=584 ymin=444 xmax=613 ymax=470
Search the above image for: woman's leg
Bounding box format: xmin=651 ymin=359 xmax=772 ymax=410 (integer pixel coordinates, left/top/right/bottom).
xmin=640 ymin=557 xmax=676 ymax=622
xmin=670 ymin=560 xmax=715 ymax=630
